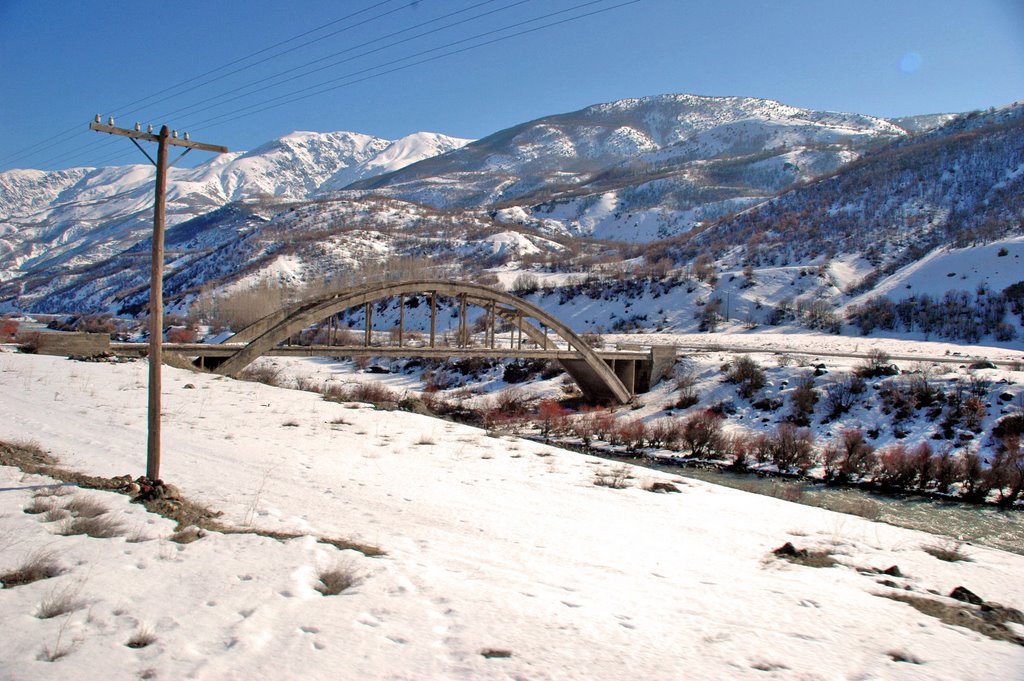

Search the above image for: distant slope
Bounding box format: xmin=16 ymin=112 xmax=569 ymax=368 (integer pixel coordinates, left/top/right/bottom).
xmin=346 ymin=93 xmax=906 ymax=239
xmin=660 ymin=103 xmax=1024 ymax=293
xmin=0 ymin=131 xmax=470 ymax=284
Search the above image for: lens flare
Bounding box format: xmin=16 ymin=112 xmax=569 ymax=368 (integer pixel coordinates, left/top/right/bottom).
xmin=900 ymin=52 xmax=923 ymax=73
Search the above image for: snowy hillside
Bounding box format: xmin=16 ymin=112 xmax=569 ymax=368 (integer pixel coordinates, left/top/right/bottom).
xmin=0 ymin=130 xmax=470 ymax=284
xmin=2 ymin=350 xmax=1023 ymax=679
xmin=347 ymin=93 xmax=905 ymax=222
xmin=678 ymin=103 xmax=1024 ymax=283
xmin=0 ymin=196 xmax=569 ymax=315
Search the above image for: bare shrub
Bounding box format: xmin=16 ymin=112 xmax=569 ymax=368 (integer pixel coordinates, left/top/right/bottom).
xmin=824 ymin=373 xmax=865 ymax=418
xmin=675 ymin=362 xmax=700 ymax=408
xmin=726 ymin=355 xmax=766 ymax=399
xmin=1 ymin=550 xmax=62 ymax=587
xmin=987 ymin=436 xmax=1024 ymax=506
xmin=959 ymin=449 xmax=993 ymax=502
xmin=323 ymin=381 xmax=398 ymax=407
xmin=930 ymin=446 xmax=959 ymax=493
xmin=611 ymin=419 xmax=647 ymax=452
xmin=536 ymin=399 xmax=570 ymax=438
xmin=646 ymin=418 xmax=685 ymax=450
xmin=837 ymin=429 xmax=877 ymax=481
xmin=681 ymin=410 xmax=725 ymax=458
xmin=724 ymin=432 xmax=757 ymax=470
xmin=757 ymin=423 xmax=816 ymax=473
xmin=875 ymin=444 xmax=918 ymax=488
xmin=294 ymin=376 xmax=323 ymax=393
xmin=855 ymin=349 xmax=894 ymax=378
xmin=787 ymin=371 xmax=818 ymax=426
xmin=907 ymin=370 xmax=942 ymax=408
xmin=208 ymin=280 xmax=289 ymax=331
xmin=240 ymin=363 xmax=284 ymax=387
xmin=43 ymin=507 xmax=71 ymax=523
xmin=490 ymin=388 xmax=529 ymax=420
xmin=315 ymin=564 xmax=360 ymax=595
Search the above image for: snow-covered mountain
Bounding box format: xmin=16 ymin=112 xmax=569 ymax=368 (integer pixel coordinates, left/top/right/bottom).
xmin=0 ymin=130 xmax=470 ymax=283
xmin=346 ymin=94 xmax=907 ymax=237
xmin=2 ymin=93 xmax=1022 ymax=342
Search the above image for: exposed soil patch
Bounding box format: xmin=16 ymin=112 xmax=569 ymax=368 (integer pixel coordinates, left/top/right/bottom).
xmin=879 ymin=589 xmax=1024 ymax=646
xmin=0 ymin=440 xmax=383 ymax=557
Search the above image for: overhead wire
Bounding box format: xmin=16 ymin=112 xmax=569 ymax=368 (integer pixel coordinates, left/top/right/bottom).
xmin=183 ymin=0 xmax=636 ymax=133
xmin=6 ymin=0 xmax=636 ymax=172
xmin=111 ymin=0 xmax=410 ymax=121
xmin=149 ymin=0 xmax=521 ymax=124
xmin=0 ymin=0 xmax=402 ymax=170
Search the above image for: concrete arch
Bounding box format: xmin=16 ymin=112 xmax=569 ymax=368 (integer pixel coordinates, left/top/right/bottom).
xmin=214 ymin=279 xmax=632 ymax=403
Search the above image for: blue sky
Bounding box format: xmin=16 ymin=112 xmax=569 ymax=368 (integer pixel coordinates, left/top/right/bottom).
xmin=2 ymin=0 xmax=1022 ymax=171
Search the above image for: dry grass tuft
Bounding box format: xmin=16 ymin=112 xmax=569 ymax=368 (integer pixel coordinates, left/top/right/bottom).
xmin=593 ymin=464 xmax=633 ymax=489
xmin=126 ymin=625 xmax=157 ymax=649
xmin=240 ymin=363 xmax=284 ymax=387
xmin=36 ymin=583 xmax=84 ymax=619
xmin=315 ymin=564 xmax=360 ymax=596
xmin=23 ymin=496 xmax=56 ymax=515
xmin=1 ymin=550 xmax=62 ymax=588
xmin=42 ymin=507 xmax=71 ymax=523
xmin=922 ymin=540 xmax=973 ymax=563
xmin=57 ymin=514 xmax=125 ymax=539
xmin=63 ymin=496 xmax=109 ymax=518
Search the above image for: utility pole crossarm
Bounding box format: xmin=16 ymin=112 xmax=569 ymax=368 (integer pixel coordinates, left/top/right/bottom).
xmin=89 ymin=122 xmax=228 ymax=154
xmin=88 ymin=118 xmax=227 ymax=482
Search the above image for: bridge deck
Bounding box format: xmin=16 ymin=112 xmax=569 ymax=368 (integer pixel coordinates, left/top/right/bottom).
xmin=111 ymin=342 xmax=650 ymax=362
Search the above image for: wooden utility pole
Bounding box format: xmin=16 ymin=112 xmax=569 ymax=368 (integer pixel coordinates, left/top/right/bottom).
xmin=89 ymin=117 xmax=227 ymax=481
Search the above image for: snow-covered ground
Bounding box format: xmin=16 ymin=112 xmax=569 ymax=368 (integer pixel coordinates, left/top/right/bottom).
xmin=1 ymin=350 xmax=1023 ymax=679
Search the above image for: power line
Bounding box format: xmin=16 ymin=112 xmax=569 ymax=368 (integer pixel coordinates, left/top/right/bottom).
xmin=185 ymin=0 xmax=635 ymax=133
xmin=113 ymin=0 xmax=412 ymax=121
xmin=0 ymin=0 xmax=403 ymax=170
xmin=149 ymin=0 xmax=521 ymax=124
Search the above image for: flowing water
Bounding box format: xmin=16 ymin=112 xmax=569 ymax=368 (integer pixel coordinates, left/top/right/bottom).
xmin=653 ymin=462 xmax=1024 ymax=555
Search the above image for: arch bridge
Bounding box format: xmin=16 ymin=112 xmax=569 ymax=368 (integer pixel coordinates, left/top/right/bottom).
xmin=126 ymin=279 xmax=676 ymax=403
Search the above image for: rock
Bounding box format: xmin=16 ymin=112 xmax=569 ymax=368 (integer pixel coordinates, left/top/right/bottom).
xmin=183 ymin=383 xmax=196 ymax=389
xmin=647 ymin=481 xmax=681 ymax=494
xmin=950 ymin=586 xmax=984 ymax=605
xmin=883 ymin=565 xmax=903 ymax=577
xmin=773 ymin=542 xmax=808 ymax=558
xmin=998 ymin=391 xmax=1015 ymax=402
xmin=480 ymin=649 xmax=513 ymax=659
